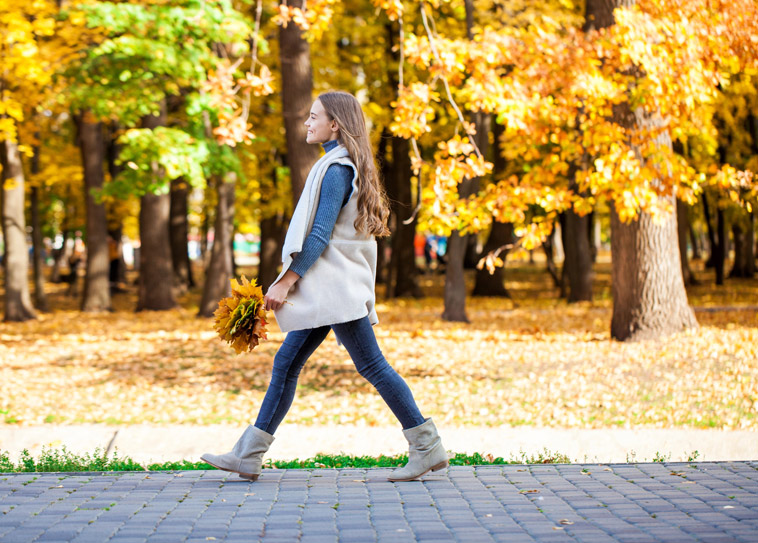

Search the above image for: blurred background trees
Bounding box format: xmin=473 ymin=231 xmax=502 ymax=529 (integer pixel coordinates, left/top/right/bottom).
xmin=1 ymin=0 xmax=756 ymax=342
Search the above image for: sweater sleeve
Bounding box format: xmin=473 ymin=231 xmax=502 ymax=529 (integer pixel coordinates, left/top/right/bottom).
xmin=289 ymin=163 xmax=354 ymax=277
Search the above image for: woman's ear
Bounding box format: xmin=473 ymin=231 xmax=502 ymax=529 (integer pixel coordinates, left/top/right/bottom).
xmin=331 ymin=121 xmax=339 ymax=133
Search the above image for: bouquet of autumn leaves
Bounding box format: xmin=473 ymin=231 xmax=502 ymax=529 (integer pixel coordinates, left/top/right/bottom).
xmin=214 ymin=276 xmax=268 ymax=353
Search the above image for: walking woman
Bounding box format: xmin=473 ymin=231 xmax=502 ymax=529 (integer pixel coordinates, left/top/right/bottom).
xmin=202 ymin=91 xmax=447 ymax=482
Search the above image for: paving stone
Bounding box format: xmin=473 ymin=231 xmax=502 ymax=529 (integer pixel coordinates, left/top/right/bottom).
xmin=2 ymin=462 xmax=758 ymax=542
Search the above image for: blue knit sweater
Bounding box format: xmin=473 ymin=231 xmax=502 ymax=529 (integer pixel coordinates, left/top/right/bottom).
xmin=289 ymin=140 xmax=354 ymax=277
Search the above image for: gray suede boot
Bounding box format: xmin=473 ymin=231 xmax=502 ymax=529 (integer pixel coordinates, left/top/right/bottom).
xmin=388 ymin=418 xmax=449 ymax=482
xmin=201 ymin=425 xmax=274 ymax=480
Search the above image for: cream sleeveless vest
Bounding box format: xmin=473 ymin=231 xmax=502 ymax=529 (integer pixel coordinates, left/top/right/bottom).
xmin=270 ymin=144 xmax=378 ymax=333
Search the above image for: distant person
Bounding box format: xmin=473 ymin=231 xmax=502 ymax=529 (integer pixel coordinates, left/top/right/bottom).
xmin=202 ymin=91 xmax=447 ymax=483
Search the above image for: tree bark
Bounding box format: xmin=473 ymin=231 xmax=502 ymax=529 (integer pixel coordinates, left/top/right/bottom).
xmin=257 ymin=157 xmax=287 ymax=292
xmin=442 ymin=0 xmax=485 ymax=322
xmin=677 ymin=199 xmax=695 ymax=285
xmin=77 ymin=114 xmax=111 ymax=312
xmin=137 ymin=108 xmax=176 ymax=311
xmin=542 ymin=222 xmax=561 ymax=287
xmin=258 ymin=213 xmax=286 ymax=291
xmin=387 ymin=136 xmax=422 ymax=298
xmin=442 ymin=231 xmax=470 ymax=322
xmin=730 ymin=211 xmax=755 ymax=278
xmin=472 ymin=221 xmax=513 ymax=297
xmin=30 ymin=143 xmax=49 ymax=311
xmin=702 ymin=192 xmax=717 ymax=268
xmin=473 ymin=119 xmax=514 ymax=296
xmin=586 ymin=0 xmax=697 ymax=340
xmin=170 ymin=177 xmax=194 ymax=293
xmin=279 ymin=11 xmax=320 ymax=208
xmin=562 ymin=209 xmax=593 ymax=302
xmin=198 ymin=173 xmax=236 ymax=317
xmin=715 ymin=206 xmax=726 ymax=285
xmin=1 ymin=140 xmax=37 ymax=321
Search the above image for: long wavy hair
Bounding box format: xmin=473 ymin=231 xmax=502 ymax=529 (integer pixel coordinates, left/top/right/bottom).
xmin=318 ymin=91 xmax=391 ymax=237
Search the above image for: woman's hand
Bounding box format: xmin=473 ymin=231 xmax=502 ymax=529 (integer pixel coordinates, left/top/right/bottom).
xmin=264 ymin=270 xmax=300 ymax=311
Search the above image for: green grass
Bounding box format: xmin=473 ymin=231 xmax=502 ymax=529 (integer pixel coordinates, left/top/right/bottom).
xmin=0 ymin=447 xmax=572 ymax=473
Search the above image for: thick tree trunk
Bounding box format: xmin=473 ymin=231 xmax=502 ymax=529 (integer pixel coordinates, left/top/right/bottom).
xmin=170 ymin=177 xmax=194 ymax=293
xmin=730 ymin=212 xmax=755 ymax=278
xmin=587 ymin=0 xmax=697 ymax=340
xmin=77 ymin=114 xmax=111 ymax=312
xmin=387 ymin=136 xmax=422 ymax=298
xmin=1 ymin=140 xmax=37 ymax=321
xmin=676 ymin=199 xmax=696 ymax=285
xmin=610 ymin=204 xmax=697 ymax=340
xmin=279 ymin=13 xmax=320 ymax=208
xmin=137 ymin=109 xmax=175 ymax=311
xmin=198 ymin=174 xmax=236 ymax=317
xmin=472 ymin=221 xmax=513 ymax=297
xmin=258 ymin=213 xmax=286 ymax=291
xmin=562 ymin=206 xmax=593 ymax=302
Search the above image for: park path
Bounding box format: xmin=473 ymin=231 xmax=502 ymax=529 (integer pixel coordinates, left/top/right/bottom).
xmin=1 ymin=462 xmax=757 ymax=542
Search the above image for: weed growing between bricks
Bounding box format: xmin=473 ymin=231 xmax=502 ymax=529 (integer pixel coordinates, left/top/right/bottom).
xmin=0 ymin=447 xmax=572 ymax=473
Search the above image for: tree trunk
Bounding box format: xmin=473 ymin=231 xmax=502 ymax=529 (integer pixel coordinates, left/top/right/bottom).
xmin=375 ymin=129 xmax=391 ymax=287
xmin=586 ymin=0 xmax=697 ymax=340
xmin=170 ymin=177 xmax=194 ymax=293
xmin=588 ymin=211 xmax=598 ymax=263
xmin=702 ymin=192 xmax=717 ymax=268
xmin=137 ymin=109 xmax=176 ymax=311
xmin=472 ymin=221 xmax=513 ymax=297
xmin=442 ymin=0 xmax=486 ymax=322
xmin=730 ymin=212 xmax=755 ymax=278
xmin=198 ymin=174 xmax=236 ymax=317
xmin=715 ymin=206 xmax=726 ymax=285
xmin=30 ymin=142 xmax=49 ymax=311
xmin=200 ymin=196 xmax=210 ymax=265
xmin=279 ymin=11 xmax=320 ymax=208
xmin=542 ymin=222 xmax=561 ymax=287
xmin=562 ymin=204 xmax=593 ymax=302
xmin=442 ymin=231 xmax=469 ymax=322
xmin=258 ymin=213 xmax=286 ymax=291
xmin=387 ymin=136 xmax=422 ymax=298
xmin=1 ymin=140 xmax=37 ymax=321
xmin=77 ymin=114 xmax=111 ymax=312
xmin=473 ymin=118 xmax=515 ymax=296
xmin=677 ymin=199 xmax=695 ymax=285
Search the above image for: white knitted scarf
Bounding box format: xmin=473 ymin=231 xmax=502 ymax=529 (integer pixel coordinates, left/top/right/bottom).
xmin=272 ymin=143 xmax=354 ymax=287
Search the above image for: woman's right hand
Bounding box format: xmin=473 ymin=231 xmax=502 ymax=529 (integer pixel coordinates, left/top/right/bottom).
xmin=264 ymin=270 xmax=300 ymax=311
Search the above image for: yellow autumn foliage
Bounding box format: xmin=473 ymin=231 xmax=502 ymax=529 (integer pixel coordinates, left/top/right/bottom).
xmin=213 ymin=276 xmax=268 ymax=354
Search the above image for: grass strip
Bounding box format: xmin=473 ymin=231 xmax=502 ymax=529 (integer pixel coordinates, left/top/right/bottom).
xmin=0 ymin=447 xmax=572 ymax=473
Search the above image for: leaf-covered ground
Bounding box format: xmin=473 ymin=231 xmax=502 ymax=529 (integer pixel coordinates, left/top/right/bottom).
xmin=1 ymin=259 xmax=756 ymax=429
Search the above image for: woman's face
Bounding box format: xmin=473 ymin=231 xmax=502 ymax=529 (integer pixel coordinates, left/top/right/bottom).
xmin=304 ymin=100 xmax=339 ymax=144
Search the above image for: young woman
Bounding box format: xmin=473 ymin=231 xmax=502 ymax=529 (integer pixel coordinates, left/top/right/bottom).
xmin=202 ymin=91 xmax=447 ymax=482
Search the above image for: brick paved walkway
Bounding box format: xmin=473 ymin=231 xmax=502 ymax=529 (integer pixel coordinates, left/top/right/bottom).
xmin=1 ymin=462 xmax=757 ymax=542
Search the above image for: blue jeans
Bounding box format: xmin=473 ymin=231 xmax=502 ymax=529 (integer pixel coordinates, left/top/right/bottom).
xmin=254 ymin=316 xmax=426 ymax=433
